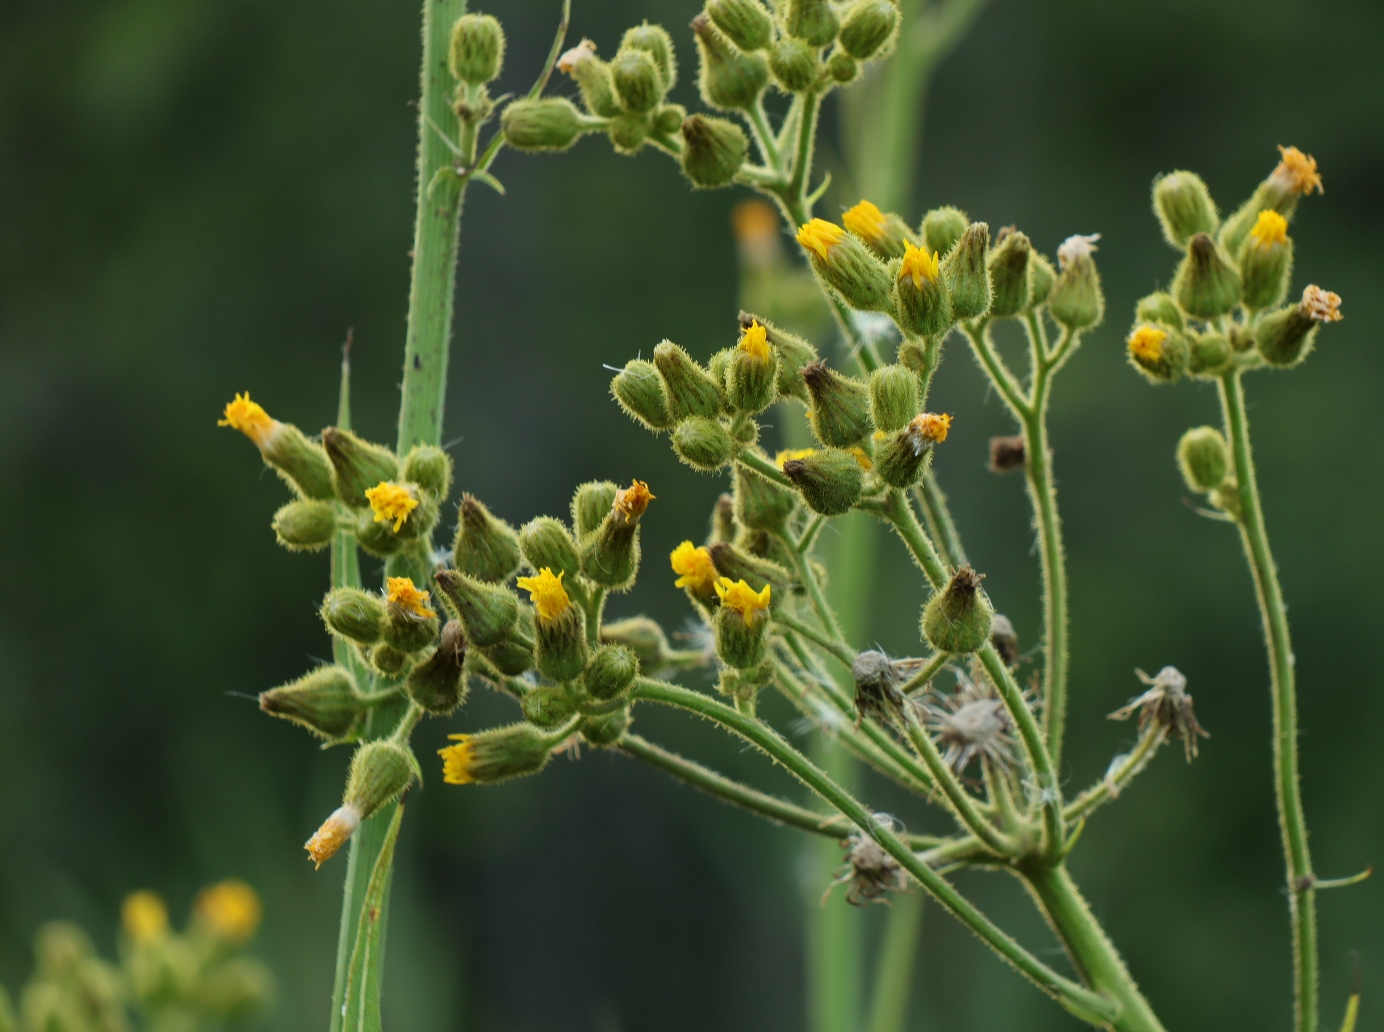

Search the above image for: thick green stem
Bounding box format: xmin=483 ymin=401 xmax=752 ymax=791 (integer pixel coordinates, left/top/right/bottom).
xmin=900 ymin=707 xmax=1015 ymax=854
xmin=1218 ymin=372 xmax=1317 ymax=1032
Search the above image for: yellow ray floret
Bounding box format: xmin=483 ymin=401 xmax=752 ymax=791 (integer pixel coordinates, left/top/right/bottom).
xmin=1301 ymin=285 xmax=1342 ymax=323
xmin=670 ymin=540 xmax=718 ymax=592
xmin=738 ymin=319 xmax=771 ymax=361
xmin=218 ymin=392 xmax=278 ymax=447
xmin=366 ymin=481 xmax=419 ymax=532
xmin=1275 ymin=145 xmax=1323 ymax=195
xmin=843 ymin=200 xmax=888 ymax=243
xmin=440 ymin=734 xmax=477 ymax=785
xmin=517 ymin=567 xmax=571 ymax=622
xmin=1127 ymin=325 xmax=1169 ymax=364
xmin=714 ymin=577 xmax=772 ymax=623
xmin=848 ymin=446 xmax=873 ymax=471
xmin=195 ymin=880 xmax=262 ymax=942
xmin=1249 ymin=209 xmax=1289 ymax=249
xmin=614 ymin=479 xmax=655 ymax=522
xmin=900 ymin=242 xmax=941 ymax=289
xmin=913 ymin=412 xmax=952 ymax=444
xmin=776 ymin=447 xmax=816 ymax=469
xmin=121 ymin=891 xmax=169 ymax=944
xmin=796 ymin=219 xmax=845 ymax=261
xmin=386 ymin=576 xmax=437 ymax=618
xmin=304 ymin=804 xmax=361 ymax=869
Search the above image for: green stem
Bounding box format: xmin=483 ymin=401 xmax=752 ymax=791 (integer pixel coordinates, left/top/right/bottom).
xmin=865 ymin=892 xmax=924 ymax=1032
xmin=777 ymin=529 xmax=848 ymax=644
xmin=773 ymin=611 xmax=856 ymax=669
xmin=745 ymin=97 xmax=782 ymax=171
xmin=900 ymin=707 xmax=1015 ymax=854
xmin=915 ymin=476 xmax=968 ymax=569
xmin=737 ymin=448 xmax=795 ymax=488
xmin=1063 ymin=728 xmax=1166 ymax=823
xmin=898 ymin=651 xmax=948 ymax=695
xmin=1218 ymin=371 xmax=1317 ymax=1032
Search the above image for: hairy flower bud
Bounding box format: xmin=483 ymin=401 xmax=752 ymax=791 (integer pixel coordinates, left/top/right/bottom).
xmin=517 ymin=569 xmax=588 ymax=682
xmin=921 ymin=566 xmax=994 ymax=655
xmin=453 ymin=494 xmax=522 ymax=583
xmin=381 ymin=577 xmax=439 ymax=653
xmin=401 ymin=443 xmax=452 ymax=500
xmin=580 ymin=480 xmax=654 ymax=588
xmin=1177 ymin=427 xmax=1229 ymax=493
xmin=559 ymin=40 xmax=620 ymax=117
xmin=403 ymin=620 xmax=468 ymax=715
xmin=321 ymin=587 xmax=385 ymax=644
xmin=920 ymin=206 xmax=968 ymax=258
xmin=218 ymin=394 xmax=336 ymax=500
xmin=518 ymin=516 xmax=582 ymax=581
xmin=1220 ymin=145 xmax=1323 ymax=254
xmin=1126 ymin=324 xmax=1189 ymax=384
xmin=802 ymin=361 xmax=872 ymax=446
xmin=611 ymin=47 xmax=663 ymax=114
xmin=271 ymin=499 xmax=336 ymax=552
xmin=623 ymin=22 xmax=678 ymax=89
xmin=839 ymin=0 xmax=899 ymax=59
xmin=893 ymin=242 xmax=954 ymax=336
xmin=612 ymin=357 xmax=675 ymax=430
xmin=441 ymin=723 xmax=554 ymax=785
xmin=986 ymin=229 xmax=1032 ymax=317
xmin=713 ymin=578 xmax=772 ymax=668
xmin=448 ymin=13 xmax=505 ymax=86
xmin=782 ymin=449 xmax=863 ymax=515
xmin=1152 ymin=170 xmax=1219 ymax=249
xmin=1239 ymin=210 xmax=1293 ymax=312
xmin=826 ymin=52 xmax=859 ymax=84
xmin=741 ymin=313 xmax=819 ymax=401
xmin=322 ymin=427 xmax=398 ymax=508
xmin=1135 ymin=291 xmax=1184 ymax=330
xmin=733 ymin=459 xmax=797 ymax=531
xmin=869 ymin=364 xmax=921 ymax=432
xmin=797 ymin=219 xmax=893 ymax=312
xmin=1255 ymin=285 xmax=1342 ymax=367
xmin=501 ymin=97 xmax=584 ymax=151
xmin=843 ymin=200 xmax=914 ymax=261
xmin=692 ymin=14 xmax=769 ymax=111
xmin=1187 ymin=330 xmax=1232 ymax=378
xmin=584 ymin=643 xmax=640 ymax=703
xmin=707 ymin=0 xmax=774 ymax=51
xmin=768 ymin=37 xmax=818 ymax=92
xmin=654 ymin=340 xmax=724 ymax=419
xmin=571 ymin=481 xmax=619 ymax=540
xmin=1027 ymin=252 xmax=1056 ymax=309
xmin=1048 ymin=234 xmax=1104 ymax=330
xmin=1173 ymin=232 xmax=1242 ymax=320
xmin=940 ymin=221 xmax=990 ymax=321
xmin=680 ymin=114 xmax=749 ymax=188
xmin=260 ymin=665 xmax=368 ymax=741
xmin=672 ymin=416 xmax=735 ymax=470
xmin=727 ymin=319 xmax=780 ymax=413
xmin=434 ymin=569 xmax=519 ymax=646
xmin=784 ymin=0 xmax=840 ymax=45
xmin=876 ymin=412 xmax=950 ymax=488
xmin=601 ymin=617 xmax=674 ymax=671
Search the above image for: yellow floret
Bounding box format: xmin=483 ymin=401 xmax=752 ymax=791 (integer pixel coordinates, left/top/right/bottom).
xmin=738 ymin=320 xmax=771 ymax=361
xmin=218 ymin=392 xmax=278 ymax=447
xmin=843 ymin=200 xmax=888 ymax=243
xmin=776 ymin=447 xmax=816 ymax=469
xmin=122 ymin=892 xmax=169 ymax=944
xmin=1274 ymin=145 xmax=1323 ymax=195
xmin=1127 ymin=325 xmax=1169 ymax=364
xmin=1249 ymin=209 xmax=1289 ymax=249
xmin=439 ymin=735 xmax=477 ymax=785
xmin=386 ymin=576 xmax=437 ymax=618
xmin=366 ymin=482 xmax=419 ymax=532
xmin=714 ymin=577 xmax=772 ymax=623
xmin=900 ymin=242 xmax=941 ymax=289
xmin=516 ymin=568 xmax=571 ymax=622
xmin=670 ymin=540 xmax=718 ymax=592
xmin=195 ymin=880 xmax=262 ymax=943
xmin=796 ymin=219 xmax=845 ymax=261
xmin=913 ymin=412 xmax=952 ymax=444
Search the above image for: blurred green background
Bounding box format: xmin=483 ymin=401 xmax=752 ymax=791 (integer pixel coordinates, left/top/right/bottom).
xmin=2 ymin=0 xmax=1381 ymax=1028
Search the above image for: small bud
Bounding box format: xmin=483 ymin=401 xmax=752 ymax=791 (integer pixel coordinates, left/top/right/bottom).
xmin=218 ymin=393 xmax=336 ymax=500
xmin=989 ymin=434 xmax=1025 ymax=473
xmin=1135 ymin=291 xmax=1184 ymax=330
xmin=260 ymin=665 xmax=367 ymax=741
xmin=1173 ymin=232 xmax=1242 ymax=320
xmin=782 ymin=449 xmax=864 ymax=515
xmin=734 ymin=456 xmax=798 ymax=530
xmin=797 ymin=219 xmax=894 ymax=312
xmin=601 ymin=616 xmax=675 ymax=671
xmin=707 ymin=0 xmax=774 ymax=51
xmin=501 ymin=97 xmax=585 ymax=151
xmin=1177 ymin=427 xmax=1229 ymax=493
xmin=1152 ymin=170 xmax=1219 ymax=249
xmin=1048 ymin=233 xmax=1104 ymax=330
xmin=875 ymin=412 xmax=950 ymax=488
xmin=382 ymin=576 xmax=439 ymax=652
xmin=440 ymin=724 xmax=554 ymax=785
xmin=893 ymin=242 xmax=954 ymax=336
xmin=406 ymin=620 xmax=468 ymax=715
xmin=522 ymin=684 xmax=577 ymax=728
xmin=826 ymin=51 xmax=859 ymax=84
xmin=559 ymin=40 xmax=620 ymax=117
xmin=322 ymin=427 xmax=398 ymax=508
xmin=452 ymin=494 xmax=522 ymax=583
xmin=321 ymin=587 xmax=385 ymax=644
xmin=654 ymin=340 xmax=724 ymax=419
xmin=622 ymin=22 xmax=678 ymax=90
xmin=920 ymin=207 xmax=968 ymax=258
xmin=869 ymin=364 xmax=921 ymax=432
xmin=1255 ymin=284 xmax=1342 ymax=367
xmin=581 ymin=480 xmax=654 ymax=588
xmin=584 ymin=644 xmax=640 ymax=702
xmin=572 ymin=481 xmax=619 ymax=540
xmin=653 ymin=102 xmax=687 ymax=136
xmin=612 ymin=358 xmax=675 ymax=431
xmin=921 ymin=565 xmax=994 ymax=655
xmin=1239 ymin=210 xmax=1294 ymax=312
xmin=517 ymin=568 xmax=588 ymax=682
xmin=1187 ymin=330 xmax=1233 ymax=377
xmin=768 ymin=37 xmax=818 ymax=92
xmin=784 ymin=0 xmax=841 ymax=46
xmin=481 ymin=632 xmax=535 ymax=676
xmin=518 ymin=516 xmax=582 ymax=582
xmin=579 ymin=707 xmax=633 ymax=746
xmin=802 ymin=361 xmax=872 ymax=447
xmin=839 ymin=0 xmax=899 ymax=59
xmin=727 ymin=319 xmax=780 ymax=413
xmin=680 ymin=114 xmax=749 ymax=188
xmin=611 ymin=47 xmax=663 ymax=113
xmin=1126 ymin=324 xmax=1189 ymax=384
xmin=306 ymin=741 xmax=416 ymax=866
xmin=986 ymin=229 xmax=1032 ymax=317
xmin=741 ymin=313 xmax=819 ymax=401
xmin=271 ymin=499 xmax=336 ymax=552
xmin=434 ymin=569 xmax=519 ymax=646
xmin=1220 ymin=145 xmax=1323 ymax=254
xmin=692 ymin=14 xmax=769 ymax=111
xmin=448 ymin=13 xmax=505 ymax=85
xmin=1026 ymin=253 xmax=1056 ymax=309
xmin=672 ymin=416 xmax=735 ymax=470
xmin=843 ymin=200 xmax=915 ymax=261
xmin=990 ymin=614 xmax=1020 ymax=667
xmin=713 ymin=577 xmax=772 ymax=668
xmin=401 ymin=443 xmax=452 ymax=499
xmin=940 ymin=222 xmax=991 ymax=322
xmin=607 ymin=111 xmax=651 ymax=155
xmin=354 ymin=508 xmax=403 ymax=558
xmin=368 ymin=642 xmax=415 ymax=678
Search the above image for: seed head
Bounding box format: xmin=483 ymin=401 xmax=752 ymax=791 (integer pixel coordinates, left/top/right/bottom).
xmin=915 ymin=672 xmax=1016 ymax=774
xmin=1109 ymin=666 xmax=1209 ymax=761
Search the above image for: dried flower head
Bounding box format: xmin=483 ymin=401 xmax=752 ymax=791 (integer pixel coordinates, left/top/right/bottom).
xmin=670 ymin=540 xmax=718 ymax=592
xmin=916 ymin=672 xmax=1016 ymax=774
xmin=1057 ymin=233 xmax=1101 ymax=269
xmin=796 ymin=218 xmax=845 ymax=260
xmin=827 ymin=825 xmax=909 ymax=907
xmin=556 ymin=37 xmax=597 ymax=74
xmin=899 ymin=242 xmax=941 ymax=288
xmin=989 ymin=434 xmax=1025 ymax=473
xmin=613 ymin=479 xmax=655 ymax=523
xmin=366 ymin=481 xmax=419 ymax=532
xmin=305 ymin=804 xmax=361 ymax=868
xmin=1109 ymin=666 xmax=1209 ymax=761
xmin=516 ymin=567 xmax=571 ymax=622
xmin=386 ymin=576 xmax=436 ymax=619
xmin=852 ymin=649 xmax=904 ymax=727
xmin=1300 ymin=284 xmax=1342 ymax=323
xmin=1273 ymin=145 xmax=1323 ymax=196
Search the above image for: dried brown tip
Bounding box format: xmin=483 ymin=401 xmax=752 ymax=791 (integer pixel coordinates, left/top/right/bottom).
xmin=989 ymin=435 xmax=1025 ymax=473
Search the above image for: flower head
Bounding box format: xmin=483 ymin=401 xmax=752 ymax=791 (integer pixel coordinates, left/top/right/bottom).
xmin=796 ymin=219 xmax=845 ymax=261
xmin=386 ymin=576 xmax=436 ymax=618
xmin=516 ymin=567 xmax=571 ymax=622
xmin=557 ymin=37 xmax=597 ymax=74
xmin=1109 ymin=665 xmax=1208 ymax=761
xmin=366 ymin=481 xmax=419 ymax=532
xmin=901 ymin=412 xmax=952 ymax=456
xmin=1249 ymin=209 xmax=1289 ymax=249
xmin=305 ymin=804 xmax=361 ymax=869
xmin=1300 ymin=284 xmax=1343 ymax=323
xmin=714 ymin=577 xmax=771 ymax=623
xmin=1273 ymin=145 xmax=1323 ymax=196
xmin=1056 ymin=233 xmax=1101 ymax=270
xmin=776 ymin=447 xmax=816 ymax=469
xmin=738 ymin=319 xmax=771 ymax=361
xmin=613 ymin=479 xmax=655 ymax=523
xmin=828 ymin=829 xmax=909 ymax=907
xmin=899 ymin=242 xmax=941 ymax=289
xmin=122 ymin=891 xmax=169 ymax=944
xmin=195 ymin=880 xmax=262 ymax=943
xmin=218 ymin=392 xmax=278 ymax=447
xmin=670 ymin=541 xmax=718 ymax=592
xmin=916 ymin=671 xmax=1016 ymax=774
xmin=843 ymin=200 xmax=888 ymax=244
xmin=1127 ymin=325 xmax=1169 ymax=364
xmin=440 ymin=734 xmax=478 ymax=785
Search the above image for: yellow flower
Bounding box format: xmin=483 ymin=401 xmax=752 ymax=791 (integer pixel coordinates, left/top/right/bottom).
xmin=670 ymin=540 xmax=718 ymax=592
xmin=366 ymin=481 xmax=419 ymax=532
xmin=848 ymin=446 xmax=873 ymax=471
xmin=195 ymin=881 xmax=262 ymax=943
xmin=796 ymin=219 xmax=845 ymax=261
xmin=1274 ymin=145 xmax=1323 ymax=195
xmin=1127 ymin=325 xmax=1169 ymax=364
xmin=1301 ymin=285 xmax=1343 ymax=323
xmin=899 ymin=242 xmax=941 ymax=289
xmin=738 ymin=319 xmax=771 ymax=362
xmin=305 ymin=805 xmax=361 ymax=869
xmin=842 ymin=200 xmax=888 ymax=244
xmin=732 ymin=199 xmax=781 ymax=244
xmin=439 ymin=734 xmax=477 ymax=785
xmin=776 ymin=447 xmax=816 ymax=469
xmin=714 ymin=577 xmax=772 ymax=623
xmin=218 ymin=392 xmax=278 ymax=447
xmin=516 ymin=568 xmax=571 ymax=622
xmin=386 ymin=576 xmax=436 ymax=618
xmin=913 ymin=412 xmax=952 ymax=444
xmin=613 ymin=480 xmax=655 ymax=523
xmin=122 ymin=891 xmax=169 ymax=944
xmin=1249 ymin=209 xmax=1289 ymax=249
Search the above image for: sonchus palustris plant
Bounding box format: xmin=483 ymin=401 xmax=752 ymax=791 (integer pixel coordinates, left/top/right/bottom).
xmin=215 ymin=0 xmax=1362 ymax=1028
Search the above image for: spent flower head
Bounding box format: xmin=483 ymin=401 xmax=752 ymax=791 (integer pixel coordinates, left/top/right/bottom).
xmin=1109 ymin=666 xmax=1209 ymax=761
xmin=1300 ymin=284 xmax=1343 ymax=322
xmin=915 ymin=672 xmax=1016 ymax=775
xmin=386 ymin=576 xmax=437 ymax=619
xmin=1056 ymin=233 xmax=1100 ymax=269
xmin=1273 ymin=145 xmax=1323 ymax=196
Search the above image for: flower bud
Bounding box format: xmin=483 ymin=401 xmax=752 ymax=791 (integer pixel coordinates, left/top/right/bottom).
xmin=601 ymin=616 xmax=674 ymax=671
xmin=843 ymin=200 xmax=914 ymax=261
xmin=260 ymin=665 xmax=367 ymax=741
xmin=580 ymin=480 xmax=653 ymax=588
xmin=672 ymin=416 xmax=735 ymax=470
xmin=579 ymin=708 xmax=632 ymax=746
xmin=405 ymin=620 xmax=468 ymax=715
xmin=1026 ymin=252 xmax=1056 ymax=309
xmin=401 ymin=443 xmax=452 ymax=499
xmin=839 ymin=0 xmax=899 ymax=59
xmin=1173 ymin=232 xmax=1242 ymax=320
xmin=1152 ymin=170 xmax=1219 ymax=249
xmin=1048 ymin=233 xmax=1104 ymax=330
xmin=354 ymin=508 xmax=403 ymax=558
xmin=364 ymin=480 xmax=435 ymax=542
xmin=322 ymin=427 xmax=398 ymax=508
xmin=218 ymin=394 xmax=336 ymax=500
xmin=1220 ymin=145 xmax=1323 ymax=254
xmin=784 ymin=0 xmax=840 ymax=45
xmin=522 ymin=684 xmax=577 ymax=728
xmin=306 ymin=742 xmax=416 ymax=866
xmin=768 ymin=37 xmax=818 ymax=92
xmin=1126 ymin=324 xmax=1188 ymax=384
xmin=782 ymin=449 xmax=863 ymax=515
xmin=1187 ymin=330 xmax=1233 ymax=377
xmin=921 ymin=565 xmax=994 ymax=655
xmin=986 ymin=229 xmax=1032 ymax=317
xmin=827 ymin=52 xmax=859 ymax=84
xmin=707 ymin=0 xmax=774 ymax=51
xmin=921 ymin=206 xmax=968 ymax=258
xmin=559 ymin=40 xmax=620 ymax=117
xmin=679 ymin=114 xmax=749 ymax=188
xmin=740 ymin=313 xmax=819 ymax=401
xmin=876 ymin=412 xmax=950 ymax=488
xmin=611 ymin=47 xmax=663 ymax=113
xmin=571 ymin=481 xmax=619 ymax=539
xmin=869 ymin=364 xmax=920 ymax=432
xmin=612 ymin=357 xmax=675 ymax=431
xmin=713 ymin=578 xmax=772 ymax=668
xmin=727 ymin=319 xmax=780 ymax=413
xmin=692 ymin=14 xmax=769 ymax=111
xmin=518 ymin=515 xmax=582 ymax=582
xmin=501 ymin=97 xmax=584 ymax=151
xmin=607 ymin=111 xmax=651 ymax=155
xmin=1255 ymin=284 xmax=1342 ymax=367
xmin=654 ymin=340 xmax=724 ymax=419
xmin=441 ymin=724 xmax=554 ymax=785
xmin=382 ymin=576 xmax=439 ymax=652
xmin=517 ymin=568 xmax=588 ymax=682
xmin=451 ymin=494 xmax=522 ymax=583
xmin=1239 ymin=210 xmax=1293 ymax=312
xmin=708 ymin=540 xmax=793 ymax=596
xmin=584 ymin=643 xmax=639 ymax=703
xmin=893 ymin=242 xmax=953 ymax=336
xmin=271 ymin=500 xmax=336 ymax=552
xmin=734 ymin=456 xmax=797 ymax=531
xmin=622 ymin=22 xmax=678 ymax=90
xmin=797 ymin=219 xmax=893 ymax=312
xmin=940 ymin=221 xmax=991 ymax=321
xmin=321 ymin=586 xmax=385 ymax=644
xmin=434 ymin=569 xmax=519 ymax=646
xmin=368 ymin=642 xmax=415 ymax=678
xmin=1177 ymin=427 xmax=1229 ymax=493
xmin=802 ymin=361 xmax=872 ymax=447
xmin=1135 ymin=291 xmax=1183 ymax=329
xmin=481 ymin=629 xmax=535 ymax=676
xmin=653 ymin=102 xmax=687 ymax=136
xmin=448 ymin=13 xmax=505 ymax=85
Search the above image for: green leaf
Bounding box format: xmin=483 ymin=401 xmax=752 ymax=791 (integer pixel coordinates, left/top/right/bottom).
xmin=342 ymin=801 xmax=406 ymax=1032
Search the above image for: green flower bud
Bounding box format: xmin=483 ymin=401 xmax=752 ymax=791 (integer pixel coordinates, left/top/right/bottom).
xmin=518 ymin=516 xmax=582 ymax=581
xmin=522 ymin=684 xmax=577 ymax=728
xmin=672 ymin=416 xmax=735 ymax=470
xmin=401 ymin=443 xmax=453 ymax=499
xmin=448 ymin=13 xmax=505 ymax=86
xmin=607 ymin=111 xmax=651 ymax=155
xmin=654 ymin=340 xmax=724 ymax=419
xmin=405 ymin=620 xmax=468 ymax=715
xmin=707 ymin=0 xmax=774 ymax=51
xmin=271 ymin=499 xmax=336 ymax=552
xmin=707 ymin=346 xmax=732 ymax=396
xmin=1173 ymin=232 xmax=1242 ymax=320
xmin=1027 ymin=252 xmax=1056 ymax=309
xmin=987 ymin=229 xmax=1032 ymax=317
xmin=893 ymin=244 xmax=954 ymax=337
xmin=611 ymin=357 xmax=674 ymax=431
xmin=802 ymin=361 xmax=872 ymax=446
xmin=768 ymin=37 xmax=818 ymax=92
xmin=679 ymin=114 xmax=749 ymax=188
xmin=653 ymin=102 xmax=687 ymax=136
xmin=1177 ymin=427 xmax=1229 ymax=493
xmin=560 ymin=42 xmax=620 ymax=117
xmin=826 ymin=52 xmax=859 ymax=84
xmin=481 ymin=633 xmax=535 ymax=676
xmin=440 ymin=723 xmax=554 ymax=785
xmin=322 ymin=427 xmax=398 ymax=508
xmin=434 ymin=569 xmax=519 ymax=646
xmin=921 ymin=565 xmax=994 ymax=655
xmin=782 ymin=449 xmax=864 ymax=515
xmin=708 ymin=540 xmax=793 ymax=595
xmin=622 ymin=22 xmax=678 ymax=90
xmin=692 ymin=13 xmax=769 ymax=111
xmin=784 ymin=0 xmax=840 ymax=46
xmin=1135 ymin=291 xmax=1184 ymax=329
xmin=611 ymin=47 xmax=663 ymax=113
xmin=839 ymin=0 xmax=899 ymax=59
xmin=1238 ymin=210 xmax=1294 ymax=312
xmin=921 ymin=206 xmax=968 ymax=259
xmin=740 ymin=313 xmax=818 ymax=401
xmin=601 ymin=616 xmax=674 ymax=671
xmin=1187 ymin=330 xmax=1233 ymax=378
xmin=875 ymin=412 xmax=950 ymax=489
xmin=580 ymin=481 xmax=653 ymax=588
xmin=940 ymin=221 xmax=991 ymax=321
xmin=1152 ymin=170 xmax=1219 ymax=249
xmin=1255 ymin=285 xmax=1342 ymax=367
xmin=842 ymin=200 xmax=915 ymax=261
xmin=1048 ymin=234 xmax=1104 ymax=330
xmin=572 ymin=481 xmax=619 ymax=539
xmin=797 ymin=218 xmax=893 ymax=312
xmin=727 ymin=319 xmax=780 ymax=413
xmin=584 ymin=643 xmax=639 ymax=702
xmin=734 ymin=455 xmax=798 ymax=531
xmin=501 ymin=97 xmax=584 ymax=152
xmin=713 ymin=578 xmax=772 ymax=668
xmin=451 ymin=494 xmax=522 ymax=583
xmin=259 ymin=664 xmax=367 ymax=741
xmin=520 ymin=576 xmax=588 ymax=683
xmin=1219 ymin=145 xmax=1323 ymax=254
xmin=579 ymin=708 xmax=632 ymax=746
xmin=868 ymin=365 xmax=920 ymax=432
xmin=344 ymin=741 xmax=416 ymax=820
xmin=382 ymin=590 xmax=439 ymax=654
xmin=368 ymin=642 xmax=415 ymax=678
xmin=354 ymin=509 xmax=402 ymax=557
xmin=321 ymin=587 xmax=385 ymax=644
xmin=1126 ymin=324 xmax=1189 ymax=384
